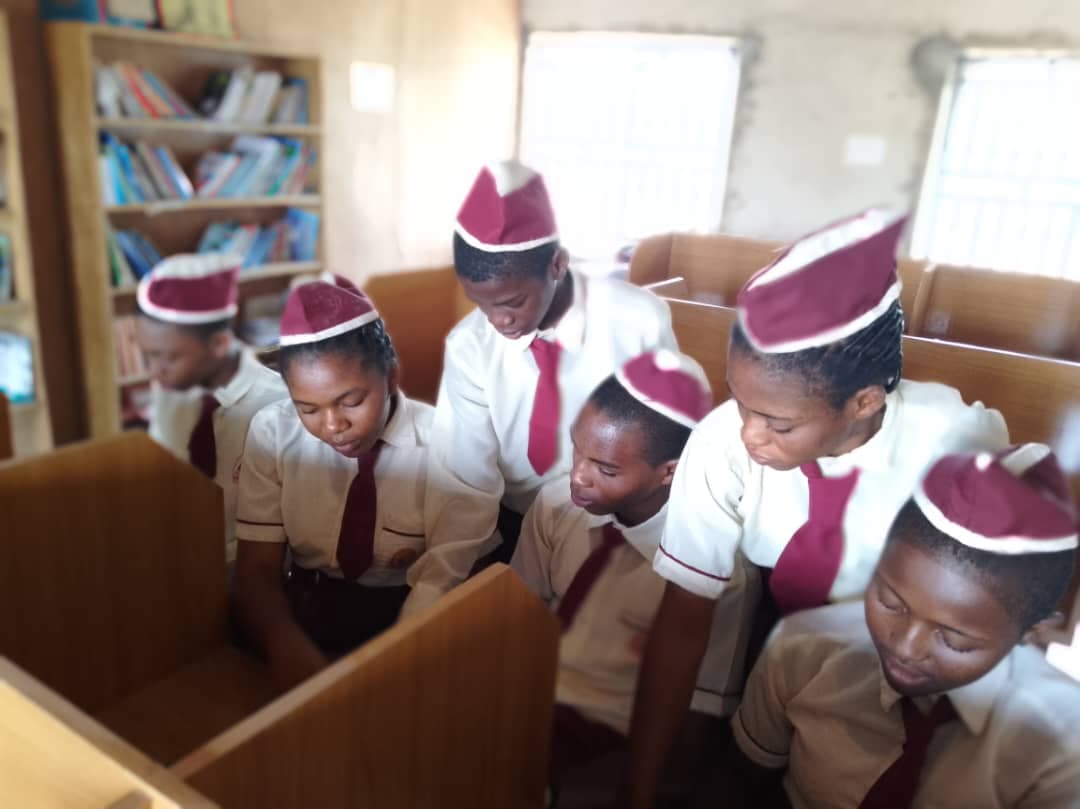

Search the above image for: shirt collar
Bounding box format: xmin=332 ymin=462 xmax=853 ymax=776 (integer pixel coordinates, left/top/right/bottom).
xmin=508 ymin=269 xmax=588 ymax=352
xmin=817 ymin=388 xmax=902 ymax=475
xmin=585 ymin=502 xmax=669 ymax=562
xmin=877 ymin=649 xmax=1012 ymax=735
xmin=379 ymin=393 xmax=420 ymax=449
xmin=213 ymin=346 xmax=262 ymax=408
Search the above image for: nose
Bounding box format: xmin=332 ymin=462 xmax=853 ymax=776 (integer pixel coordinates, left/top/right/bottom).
xmin=570 ymin=456 xmax=591 ymax=490
xmin=324 ymin=409 xmax=348 ymax=437
xmin=489 ymin=309 xmax=514 ymax=330
xmin=891 ymin=620 xmax=932 ymax=664
xmin=740 ymin=413 xmax=770 ymax=453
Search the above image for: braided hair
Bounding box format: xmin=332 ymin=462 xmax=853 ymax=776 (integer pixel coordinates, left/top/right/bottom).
xmin=278 ymin=318 xmax=398 ymax=381
xmin=453 ymin=232 xmax=559 ymax=283
xmin=730 ymin=301 xmax=905 ymax=410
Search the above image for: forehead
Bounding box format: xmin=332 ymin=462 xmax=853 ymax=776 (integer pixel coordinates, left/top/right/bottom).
xmin=877 ymin=539 xmax=1016 ymax=635
xmin=136 ymin=316 xmax=205 ymax=350
xmin=460 ymin=272 xmax=542 ymax=302
xmin=726 ymin=347 xmax=831 ymax=420
xmin=573 ymin=402 xmax=649 ymax=455
xmin=284 ymin=351 xmax=381 ymax=394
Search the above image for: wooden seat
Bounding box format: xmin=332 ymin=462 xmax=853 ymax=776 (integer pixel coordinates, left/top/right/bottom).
xmin=908 ymin=263 xmax=1080 ymax=360
xmin=0 ymin=433 xmax=276 ymax=765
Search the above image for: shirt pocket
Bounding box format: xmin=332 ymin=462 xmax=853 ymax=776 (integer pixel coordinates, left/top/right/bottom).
xmin=376 ymin=522 xmax=427 ymax=572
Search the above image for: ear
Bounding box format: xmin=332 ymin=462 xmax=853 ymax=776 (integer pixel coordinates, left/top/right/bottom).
xmin=658 ymin=458 xmax=679 ymax=487
xmin=550 ymin=247 xmax=570 ymax=282
xmin=1022 ymin=610 xmax=1068 ymax=648
xmin=208 ymin=329 xmax=233 ymax=361
xmin=846 ymin=384 xmax=887 ymax=422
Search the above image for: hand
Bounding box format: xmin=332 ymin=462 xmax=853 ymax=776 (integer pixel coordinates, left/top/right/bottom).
xmin=266 ymin=634 xmax=329 ymax=692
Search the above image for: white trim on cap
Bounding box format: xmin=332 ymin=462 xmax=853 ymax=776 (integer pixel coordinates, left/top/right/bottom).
xmin=614 ymin=367 xmax=704 ymax=430
xmin=486 ymin=160 xmax=538 ymax=197
xmin=738 ymin=280 xmax=901 ymax=354
xmin=913 ymin=485 xmax=1079 ymax=555
xmin=453 ymin=221 xmax=560 ymax=253
xmin=135 ymin=281 xmax=238 ymax=325
xmin=278 ymin=310 xmax=382 ymax=347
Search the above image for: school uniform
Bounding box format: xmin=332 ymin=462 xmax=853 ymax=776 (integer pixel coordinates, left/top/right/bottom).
xmin=734 ymin=600 xmax=1080 ymax=809
xmin=236 ymin=276 xmax=433 ymax=654
xmin=405 ymin=161 xmax=677 ymax=616
xmin=138 ymin=254 xmax=287 ymax=557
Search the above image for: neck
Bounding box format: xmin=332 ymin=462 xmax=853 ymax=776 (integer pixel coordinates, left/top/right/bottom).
xmin=830 ymin=403 xmax=887 ymax=458
xmin=538 ymin=271 xmax=574 ymax=332
xmin=203 ymin=345 xmax=241 ymax=391
xmin=614 ymin=485 xmax=669 ymax=528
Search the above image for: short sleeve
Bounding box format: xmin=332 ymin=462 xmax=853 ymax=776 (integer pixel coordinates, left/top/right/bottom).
xmin=235 ymin=407 xmax=286 ymax=544
xmin=731 ymin=625 xmax=797 ymax=770
xmin=653 ymin=401 xmax=747 ymax=599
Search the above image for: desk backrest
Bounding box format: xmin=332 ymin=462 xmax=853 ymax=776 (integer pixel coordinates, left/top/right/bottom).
xmin=0 ymin=433 xmax=226 ymax=713
xmin=174 ymin=564 xmax=558 ymax=809
xmin=364 ymin=266 xmax=460 ymax=405
xmin=908 ymin=264 xmax=1080 ymax=360
xmin=0 ymin=657 xmax=216 ymax=809
xmin=0 ymin=392 xmax=11 ymax=461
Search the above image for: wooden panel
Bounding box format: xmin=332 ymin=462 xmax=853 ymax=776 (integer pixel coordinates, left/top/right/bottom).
xmin=0 ymin=391 xmax=10 ymax=460
xmin=175 ymin=565 xmax=559 ymax=809
xmin=94 ymin=646 xmax=276 ymax=766
xmin=643 ymin=276 xmax=691 ymax=302
xmin=913 ymin=264 xmax=1080 ymax=360
xmin=626 ymin=233 xmax=673 ymax=287
xmin=896 ymin=258 xmax=926 ymax=328
xmin=0 ymin=433 xmax=226 ymax=713
xmin=0 ymin=657 xmax=217 ymax=809
xmin=365 ymin=266 xmax=459 ymax=405
xmin=668 ymin=299 xmax=736 ymax=401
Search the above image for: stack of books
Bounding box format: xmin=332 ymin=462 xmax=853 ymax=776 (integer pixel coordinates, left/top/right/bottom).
xmin=94 ymin=62 xmax=198 ymax=120
xmin=99 ymin=133 xmax=193 ymax=205
xmin=106 ymin=227 xmax=163 ymax=287
xmin=196 ymin=208 xmax=320 ymax=267
xmin=112 ymin=316 xmax=148 ymax=382
xmin=194 ymin=136 xmax=316 ymax=199
xmin=198 ymin=68 xmax=310 ymax=124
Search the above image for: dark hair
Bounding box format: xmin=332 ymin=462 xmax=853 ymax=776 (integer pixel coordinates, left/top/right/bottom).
xmin=730 ymin=301 xmax=904 ymax=410
xmin=278 ymin=319 xmax=398 ymax=380
xmin=587 ymin=376 xmax=693 ymax=466
xmin=888 ymin=499 xmax=1076 ymax=630
xmin=136 ymin=306 xmax=234 ymax=342
xmin=452 ymin=232 xmax=559 ymax=283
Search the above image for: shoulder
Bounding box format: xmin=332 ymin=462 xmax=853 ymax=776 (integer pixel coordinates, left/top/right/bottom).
xmin=999 ymin=646 xmax=1080 ymax=753
xmin=687 ymin=399 xmax=746 ymax=460
xmin=893 ymin=379 xmax=1008 ymax=452
xmin=765 ymin=602 xmax=872 ymax=673
xmin=248 ymin=398 xmax=298 ymax=444
xmin=445 ymin=307 xmax=491 ymax=352
xmin=530 ymin=477 xmax=588 ymax=539
xmin=400 ymin=394 xmax=435 ymax=441
xmin=587 ymin=274 xmax=671 ymax=320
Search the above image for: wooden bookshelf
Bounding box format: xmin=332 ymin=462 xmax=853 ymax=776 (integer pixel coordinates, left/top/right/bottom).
xmin=0 ymin=12 xmax=53 ymax=456
xmin=47 ymin=23 xmax=324 ymax=438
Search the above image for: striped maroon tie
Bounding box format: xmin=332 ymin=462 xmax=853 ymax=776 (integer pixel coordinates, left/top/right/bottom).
xmin=769 ymin=461 xmax=860 ymax=614
xmin=187 ymin=393 xmax=221 ymax=478
xmin=528 ymin=338 xmax=562 ymax=475
xmin=859 ymin=697 xmax=957 ymax=809
xmin=557 ymin=523 xmax=625 ymax=630
xmin=336 ymin=441 xmax=384 ymax=580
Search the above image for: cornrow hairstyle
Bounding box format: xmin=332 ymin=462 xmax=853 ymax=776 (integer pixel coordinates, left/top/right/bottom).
xmin=888 ymin=499 xmax=1076 ymax=631
xmin=587 ymin=375 xmax=693 ymax=467
xmin=452 ymin=231 xmax=560 ymax=283
xmin=135 ymin=304 xmax=234 ymax=342
xmin=278 ymin=318 xmax=398 ymax=380
xmin=730 ymin=300 xmax=905 ymax=410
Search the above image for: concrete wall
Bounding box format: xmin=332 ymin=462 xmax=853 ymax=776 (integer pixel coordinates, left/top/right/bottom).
xmin=523 ymin=0 xmax=1080 ymax=242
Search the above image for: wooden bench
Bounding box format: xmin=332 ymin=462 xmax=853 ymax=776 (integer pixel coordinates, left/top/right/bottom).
xmin=0 ymin=564 xmax=556 ymax=809
xmin=908 ymin=263 xmax=1080 ymax=361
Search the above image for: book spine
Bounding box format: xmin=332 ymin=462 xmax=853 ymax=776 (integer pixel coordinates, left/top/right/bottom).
xmin=116 ymin=62 xmax=163 ymax=118
xmin=155 ymin=146 xmax=195 ymax=199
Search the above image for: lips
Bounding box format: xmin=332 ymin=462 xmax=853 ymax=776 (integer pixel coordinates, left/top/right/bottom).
xmin=881 ymin=652 xmax=932 ymax=689
xmin=570 ymin=490 xmax=592 ymax=508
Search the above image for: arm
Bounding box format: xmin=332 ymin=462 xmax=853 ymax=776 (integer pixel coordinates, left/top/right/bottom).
xmin=403 ymin=332 xmax=505 ymax=616
xmin=232 ymin=540 xmax=327 ymax=691
xmin=619 ymin=582 xmax=716 ymax=809
xmin=509 ymin=490 xmax=557 ymax=605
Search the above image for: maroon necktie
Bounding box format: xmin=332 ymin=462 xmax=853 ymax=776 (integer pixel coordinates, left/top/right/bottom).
xmin=336 ymin=441 xmax=384 ymax=580
xmin=557 ymin=523 xmax=625 ymax=630
xmin=187 ymin=393 xmax=221 ymax=479
xmin=528 ymin=338 xmax=562 ymax=476
xmin=769 ymin=461 xmax=860 ymax=615
xmin=859 ymin=697 xmax=957 ymax=809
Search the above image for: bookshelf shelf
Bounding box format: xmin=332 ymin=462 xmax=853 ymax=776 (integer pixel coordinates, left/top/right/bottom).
xmin=48 ymin=21 xmax=324 ymax=438
xmin=95 ymin=117 xmax=323 ymax=138
xmin=106 ymin=195 xmax=321 ymax=216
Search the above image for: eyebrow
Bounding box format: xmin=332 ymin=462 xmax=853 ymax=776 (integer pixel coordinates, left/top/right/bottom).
xmin=569 ymin=432 xmax=621 ymax=470
xmin=292 ymin=388 xmax=366 ymax=408
xmin=726 ymin=388 xmax=796 ymax=423
xmin=879 ymin=577 xmax=988 ymax=642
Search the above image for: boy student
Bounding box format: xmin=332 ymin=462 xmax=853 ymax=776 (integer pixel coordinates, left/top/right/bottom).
xmin=234 ymin=277 xmax=435 ymax=689
xmin=733 ymin=444 xmax=1080 ymax=808
xmin=136 ymin=254 xmax=287 ymax=555
xmin=403 ymin=160 xmax=678 ymax=617
xmin=620 ymin=209 xmax=1010 ymax=808
xmin=514 ymin=350 xmax=758 ymax=789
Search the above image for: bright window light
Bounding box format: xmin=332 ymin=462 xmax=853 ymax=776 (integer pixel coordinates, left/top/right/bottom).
xmin=519 ymin=31 xmax=742 ymax=261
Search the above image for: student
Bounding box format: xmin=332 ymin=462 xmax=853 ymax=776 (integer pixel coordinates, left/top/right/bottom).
xmin=733 ymin=444 xmax=1080 ymax=808
xmin=620 ymin=209 xmax=1010 ymax=808
xmin=233 ymin=276 xmax=434 ymax=690
xmin=404 ymin=160 xmax=678 ymax=617
xmin=514 ymin=350 xmax=743 ymax=788
xmin=136 ymin=254 xmax=287 ymax=556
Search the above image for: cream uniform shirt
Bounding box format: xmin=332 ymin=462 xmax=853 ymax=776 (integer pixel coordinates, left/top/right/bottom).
xmin=406 ymin=271 xmax=677 ymax=615
xmin=236 ymin=393 xmax=434 ymax=587
xmin=734 ymin=602 xmax=1080 ymax=809
xmin=655 ymin=381 xmax=1009 ymax=600
xmin=148 ymin=346 xmax=287 ymax=555
xmin=512 ymin=479 xmax=760 ymax=734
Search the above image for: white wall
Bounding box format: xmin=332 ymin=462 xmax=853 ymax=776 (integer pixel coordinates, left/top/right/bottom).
xmin=523 ymin=0 xmax=1080 ymax=242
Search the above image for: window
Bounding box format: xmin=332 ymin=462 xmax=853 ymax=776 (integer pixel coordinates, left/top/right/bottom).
xmin=912 ymin=53 xmax=1080 ymax=278
xmin=519 ymin=31 xmax=741 ymax=261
